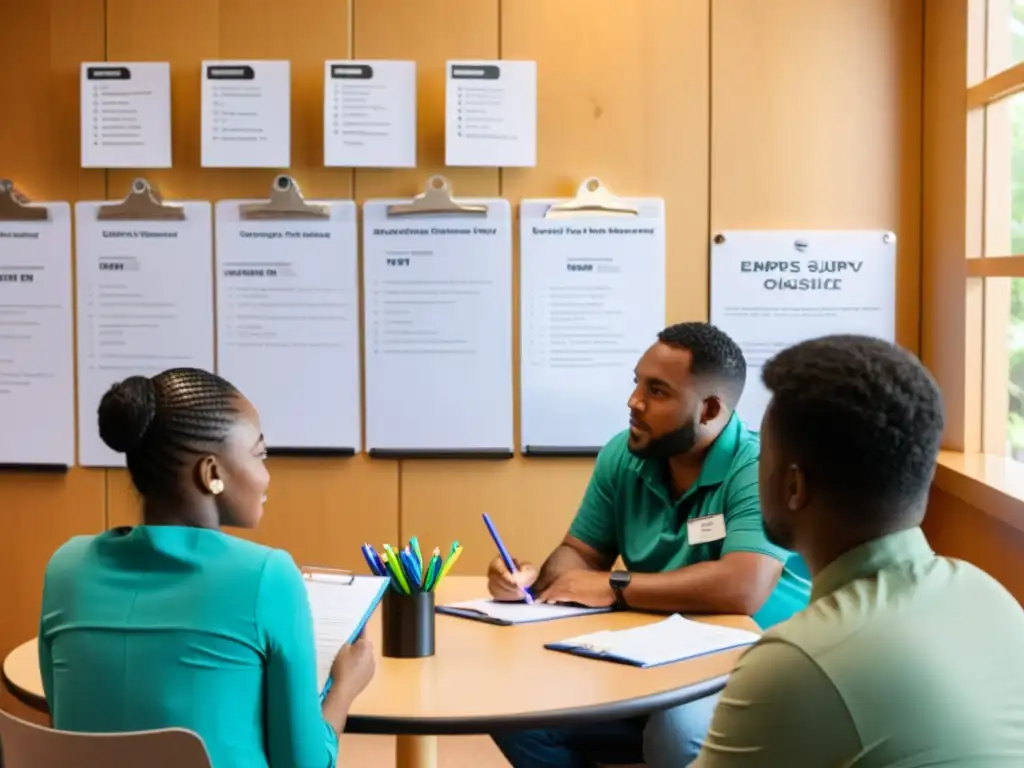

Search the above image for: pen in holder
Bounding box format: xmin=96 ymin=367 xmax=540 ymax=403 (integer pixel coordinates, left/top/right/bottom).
xmin=362 ymin=536 xmax=462 ymax=658
xmin=382 ymin=588 xmax=436 ymax=658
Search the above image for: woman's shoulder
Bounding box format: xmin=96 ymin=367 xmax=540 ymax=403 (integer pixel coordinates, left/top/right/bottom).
xmin=44 ymin=534 xmax=102 ymax=577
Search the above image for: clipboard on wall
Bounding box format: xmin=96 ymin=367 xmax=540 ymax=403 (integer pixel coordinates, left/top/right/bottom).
xmin=0 ymin=180 xmax=74 ymax=472
xmin=95 ymin=177 xmax=186 ymax=221
xmin=301 ymin=566 xmax=390 ymax=697
xmin=215 ymin=175 xmax=362 ymax=458
xmin=362 ymin=175 xmax=515 ymax=460
xmin=519 ymin=178 xmax=666 ymax=458
xmin=74 ymin=178 xmax=214 ymax=468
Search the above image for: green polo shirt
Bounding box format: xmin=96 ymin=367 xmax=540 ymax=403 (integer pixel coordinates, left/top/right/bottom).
xmin=568 ymin=413 xmax=810 ymax=628
xmin=694 ymin=527 xmax=1024 ymax=766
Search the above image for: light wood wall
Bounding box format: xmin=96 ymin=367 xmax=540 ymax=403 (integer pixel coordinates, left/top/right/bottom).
xmin=1 ymin=0 xmax=923 ymax=725
xmin=924 ymin=489 xmax=1024 ymax=603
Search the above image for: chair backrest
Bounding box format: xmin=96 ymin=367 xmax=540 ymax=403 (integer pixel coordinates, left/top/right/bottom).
xmin=0 ymin=708 xmax=212 ymax=768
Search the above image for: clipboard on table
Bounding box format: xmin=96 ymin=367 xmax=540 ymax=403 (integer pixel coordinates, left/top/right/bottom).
xmin=436 ymin=598 xmax=613 ymax=626
xmin=544 ymin=614 xmax=760 ymax=669
xmin=302 ymin=567 xmax=391 ymax=698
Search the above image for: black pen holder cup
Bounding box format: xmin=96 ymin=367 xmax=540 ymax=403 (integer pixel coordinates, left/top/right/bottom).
xmin=382 ymin=589 xmax=436 ymax=659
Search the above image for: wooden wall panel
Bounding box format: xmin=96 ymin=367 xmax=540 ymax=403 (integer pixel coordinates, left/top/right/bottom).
xmin=1 ymin=9 xmax=924 ymax=755
xmin=101 ymin=0 xmax=399 ymax=569
xmin=358 ymin=0 xmax=710 ymax=572
xmin=712 ymin=0 xmax=924 ymax=352
xmin=924 ymin=488 xmax=1024 ymax=603
xmin=0 ymin=0 xmax=107 ymax=670
xmin=353 ymin=0 xmax=517 ymax=570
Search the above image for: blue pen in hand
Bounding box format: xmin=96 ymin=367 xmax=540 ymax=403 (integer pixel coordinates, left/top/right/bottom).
xmin=482 ymin=512 xmax=534 ymax=604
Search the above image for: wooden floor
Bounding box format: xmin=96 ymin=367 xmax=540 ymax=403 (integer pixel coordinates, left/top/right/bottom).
xmin=343 ymin=735 xmax=507 ymax=767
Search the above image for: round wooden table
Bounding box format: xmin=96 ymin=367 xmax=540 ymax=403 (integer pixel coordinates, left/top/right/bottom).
xmin=2 ymin=576 xmax=759 ymax=768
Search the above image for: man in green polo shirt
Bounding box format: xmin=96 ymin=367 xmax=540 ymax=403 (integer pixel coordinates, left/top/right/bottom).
xmin=487 ymin=322 xmax=810 ymax=768
xmin=694 ymin=335 xmax=1024 ymax=766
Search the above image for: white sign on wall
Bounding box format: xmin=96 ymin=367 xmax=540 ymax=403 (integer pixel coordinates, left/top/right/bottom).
xmin=710 ymin=230 xmax=897 ymax=429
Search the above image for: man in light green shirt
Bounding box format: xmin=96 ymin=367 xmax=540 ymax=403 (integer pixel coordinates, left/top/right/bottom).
xmin=694 ymin=334 xmax=1024 ymax=767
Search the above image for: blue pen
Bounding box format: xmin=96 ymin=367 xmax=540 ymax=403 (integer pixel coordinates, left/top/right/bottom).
xmin=361 ymin=544 xmax=384 ymax=576
xmin=482 ymin=512 xmax=534 ymax=604
xmin=399 ymin=550 xmax=422 ymax=591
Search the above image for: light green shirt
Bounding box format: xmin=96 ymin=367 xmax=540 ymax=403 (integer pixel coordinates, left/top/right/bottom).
xmin=568 ymin=414 xmax=810 ymax=628
xmin=694 ymin=527 xmax=1024 ymax=767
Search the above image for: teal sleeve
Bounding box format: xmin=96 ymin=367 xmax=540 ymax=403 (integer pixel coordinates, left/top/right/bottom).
xmin=257 ymin=550 xmax=339 ymax=768
xmin=38 ymin=570 xmax=54 ymax=707
xmin=567 ymin=441 xmax=620 ymax=556
xmin=721 ymin=456 xmax=789 ymax=562
xmin=693 ymin=640 xmax=861 ymax=766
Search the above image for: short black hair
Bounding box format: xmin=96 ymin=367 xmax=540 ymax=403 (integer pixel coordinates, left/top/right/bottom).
xmin=657 ymin=322 xmax=747 ymax=407
xmin=762 ymin=334 xmax=944 ymax=514
xmin=98 ymin=368 xmax=241 ymax=498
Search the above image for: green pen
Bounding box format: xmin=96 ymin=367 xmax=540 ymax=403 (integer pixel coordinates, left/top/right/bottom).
xmin=383 ymin=544 xmax=411 ymax=594
xmin=423 ymin=548 xmax=441 ymax=590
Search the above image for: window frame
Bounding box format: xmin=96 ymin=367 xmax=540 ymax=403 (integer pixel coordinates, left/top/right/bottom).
xmin=925 ymin=0 xmax=1024 ymax=528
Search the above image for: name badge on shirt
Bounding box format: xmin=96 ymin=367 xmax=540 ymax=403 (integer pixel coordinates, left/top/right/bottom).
xmin=687 ymin=514 xmax=726 ymax=545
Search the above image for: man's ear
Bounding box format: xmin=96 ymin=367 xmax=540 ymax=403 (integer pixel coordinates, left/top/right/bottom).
xmin=701 ymin=396 xmax=723 ymax=424
xmin=195 ymin=455 xmax=223 ymax=496
xmin=786 ymin=463 xmax=809 ymax=511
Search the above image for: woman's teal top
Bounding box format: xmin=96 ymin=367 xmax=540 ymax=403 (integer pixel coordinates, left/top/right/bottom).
xmin=38 ymin=525 xmax=338 ymax=768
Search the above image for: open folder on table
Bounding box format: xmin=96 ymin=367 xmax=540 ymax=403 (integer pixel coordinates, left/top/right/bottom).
xmin=302 ymin=568 xmax=390 ymax=692
xmin=545 ymin=614 xmax=760 ymax=668
xmin=436 ymin=598 xmax=612 ymax=626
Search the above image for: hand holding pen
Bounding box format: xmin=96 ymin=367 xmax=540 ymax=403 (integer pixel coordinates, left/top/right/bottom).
xmin=487 ymin=555 xmax=539 ymax=602
xmin=482 ymin=512 xmax=537 ymax=604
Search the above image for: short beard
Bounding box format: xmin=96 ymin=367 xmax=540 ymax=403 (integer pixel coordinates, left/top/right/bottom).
xmin=628 ymin=419 xmax=698 ymax=459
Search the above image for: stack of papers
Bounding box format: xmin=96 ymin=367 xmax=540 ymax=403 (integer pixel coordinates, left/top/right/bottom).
xmin=436 ymin=598 xmax=612 ymax=625
xmin=546 ymin=614 xmax=760 ymax=668
xmin=305 ymin=574 xmax=390 ymax=691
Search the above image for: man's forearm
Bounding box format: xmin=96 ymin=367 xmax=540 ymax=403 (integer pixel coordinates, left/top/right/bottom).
xmin=534 ymin=544 xmax=595 ymax=592
xmin=623 ymin=557 xmax=770 ymax=616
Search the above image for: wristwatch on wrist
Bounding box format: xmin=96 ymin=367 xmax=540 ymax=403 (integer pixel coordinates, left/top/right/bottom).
xmin=609 ymin=569 xmax=631 ymax=610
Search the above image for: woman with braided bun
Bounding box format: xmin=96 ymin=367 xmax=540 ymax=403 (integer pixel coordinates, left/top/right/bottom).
xmin=37 ymin=368 xmax=373 ymax=768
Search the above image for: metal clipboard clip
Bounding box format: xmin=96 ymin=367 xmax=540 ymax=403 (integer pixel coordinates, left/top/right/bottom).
xmin=96 ymin=178 xmax=185 ymax=221
xmin=544 ymin=177 xmax=639 ymax=219
xmin=239 ymin=175 xmax=329 ymax=220
xmin=0 ymin=180 xmax=49 ymax=221
xmin=301 ymin=566 xmax=355 ymax=585
xmin=386 ymin=174 xmax=488 ymax=218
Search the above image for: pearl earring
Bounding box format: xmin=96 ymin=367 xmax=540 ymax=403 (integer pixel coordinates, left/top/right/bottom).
xmin=209 ymin=479 xmax=225 ymax=495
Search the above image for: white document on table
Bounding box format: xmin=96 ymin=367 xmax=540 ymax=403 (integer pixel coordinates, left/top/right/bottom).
xmin=80 ymin=62 xmax=172 ymax=169
xmin=437 ymin=598 xmax=611 ymax=626
xmin=361 ymin=199 xmax=514 ymax=456
xmin=324 ymin=60 xmax=416 ymax=168
xmin=0 ymin=203 xmax=75 ymax=466
xmin=304 ymin=574 xmax=390 ymax=693
xmin=519 ymin=200 xmax=666 ymax=455
xmin=201 ymin=60 xmax=291 ymax=168
xmin=214 ymin=200 xmax=361 ymax=453
xmin=74 ymin=202 xmax=214 ymax=467
xmin=547 ymin=614 xmax=761 ymax=668
xmin=445 ymin=60 xmax=536 ymax=167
